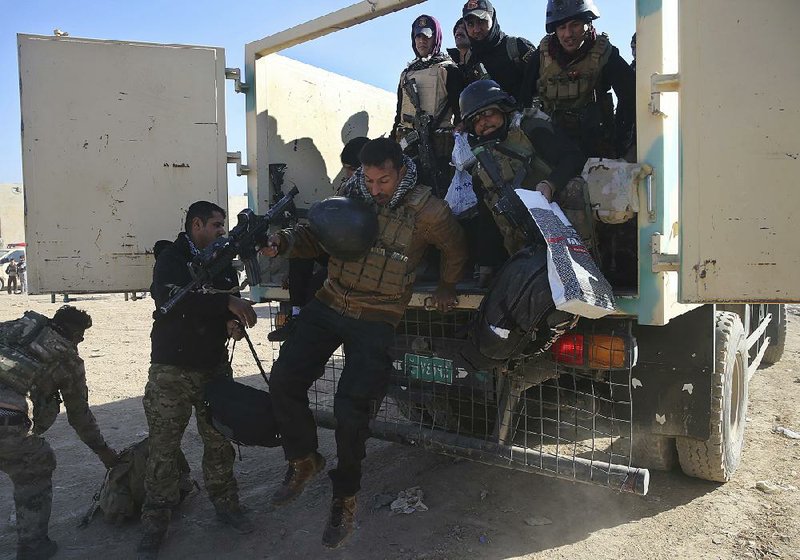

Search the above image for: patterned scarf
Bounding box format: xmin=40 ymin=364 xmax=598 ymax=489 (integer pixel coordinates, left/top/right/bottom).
xmin=183 ymin=232 xmax=201 ymax=257
xmin=343 ymin=156 xmax=418 ymax=210
xmin=406 ymin=51 xmax=454 ymax=73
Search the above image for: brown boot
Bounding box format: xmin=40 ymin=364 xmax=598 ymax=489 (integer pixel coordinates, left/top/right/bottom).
xmin=322 ymin=495 xmax=357 ymax=548
xmin=271 ymin=452 xmax=326 ymax=506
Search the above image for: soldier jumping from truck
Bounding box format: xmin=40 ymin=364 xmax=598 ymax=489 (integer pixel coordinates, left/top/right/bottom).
xmin=261 ymin=138 xmax=468 ymax=548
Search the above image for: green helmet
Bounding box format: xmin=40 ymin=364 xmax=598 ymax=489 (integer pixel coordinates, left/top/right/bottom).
xmin=308 ymin=197 xmax=379 ymax=261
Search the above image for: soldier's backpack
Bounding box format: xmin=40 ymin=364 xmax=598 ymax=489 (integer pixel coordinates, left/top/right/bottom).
xmin=82 ymin=437 xmax=194 ymax=526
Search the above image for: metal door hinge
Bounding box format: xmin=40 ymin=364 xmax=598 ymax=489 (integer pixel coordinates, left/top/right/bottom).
xmin=227 ymin=151 xmax=250 ymax=176
xmin=225 ymin=68 xmax=249 ymax=93
xmin=651 ymin=233 xmax=679 ymax=273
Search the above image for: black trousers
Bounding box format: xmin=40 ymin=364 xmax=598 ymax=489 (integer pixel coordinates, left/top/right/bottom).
xmin=269 ymin=298 xmax=394 ymax=497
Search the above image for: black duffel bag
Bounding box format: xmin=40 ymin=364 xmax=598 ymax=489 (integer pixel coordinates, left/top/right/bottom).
xmin=204 ymin=330 xmax=281 ymax=448
xmin=460 ymin=246 xmax=574 ymax=371
xmin=204 ymin=377 xmax=281 ymax=447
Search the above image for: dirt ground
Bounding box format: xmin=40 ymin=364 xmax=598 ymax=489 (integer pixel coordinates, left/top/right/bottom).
xmin=0 ymin=293 xmax=798 ymax=560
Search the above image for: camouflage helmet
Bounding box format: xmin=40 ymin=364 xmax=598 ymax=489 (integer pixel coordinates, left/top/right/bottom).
xmin=459 ymin=79 xmax=517 ymax=125
xmin=546 ymin=0 xmax=600 ymax=33
xmin=307 ymin=197 xmax=379 ymax=261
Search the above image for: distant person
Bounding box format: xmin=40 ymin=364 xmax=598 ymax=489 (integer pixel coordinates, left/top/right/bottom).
xmin=392 ymin=14 xmax=465 ymax=197
xmin=0 ymin=306 xmax=119 ymax=560
xmin=527 ymin=0 xmax=636 ymax=158
xmin=5 ymin=259 xmax=18 ymax=294
xmin=268 ymin=137 xmax=370 ymax=342
xmin=462 ymin=0 xmax=536 ymax=107
xmin=17 ymin=255 xmax=27 ymax=294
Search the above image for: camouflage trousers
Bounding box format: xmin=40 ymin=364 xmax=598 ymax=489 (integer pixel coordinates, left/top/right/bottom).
xmin=141 ymin=363 xmax=238 ymax=528
xmin=0 ymin=424 xmax=56 ymax=547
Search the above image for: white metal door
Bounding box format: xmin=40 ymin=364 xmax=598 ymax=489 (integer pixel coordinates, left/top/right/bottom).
xmin=18 ymin=34 xmax=228 ymax=294
xmin=678 ymin=1 xmax=800 ymax=302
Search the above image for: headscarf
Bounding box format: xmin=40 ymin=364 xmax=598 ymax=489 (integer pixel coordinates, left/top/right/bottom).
xmin=407 ymin=15 xmax=453 ymax=72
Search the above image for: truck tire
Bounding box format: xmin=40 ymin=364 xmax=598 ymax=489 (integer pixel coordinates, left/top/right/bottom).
xmin=762 ymin=304 xmax=786 ymax=366
xmin=676 ymin=311 xmax=748 ymax=482
xmin=631 ymin=433 xmax=678 ymax=471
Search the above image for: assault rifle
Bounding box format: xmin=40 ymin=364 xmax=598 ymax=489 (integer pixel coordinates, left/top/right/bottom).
xmin=471 ymin=143 xmax=546 ymax=248
xmin=402 ymin=77 xmax=441 ymax=193
xmin=159 ymin=187 xmax=299 ymax=315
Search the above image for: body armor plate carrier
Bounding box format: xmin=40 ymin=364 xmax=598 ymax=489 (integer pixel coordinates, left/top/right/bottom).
xmin=328 ymin=186 xmax=433 ymax=298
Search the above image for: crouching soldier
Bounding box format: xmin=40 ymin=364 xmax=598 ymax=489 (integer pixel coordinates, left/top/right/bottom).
xmin=261 ymin=138 xmax=468 ymax=548
xmin=459 ymin=79 xmax=587 ymax=262
xmin=0 ymin=306 xmax=119 ymax=560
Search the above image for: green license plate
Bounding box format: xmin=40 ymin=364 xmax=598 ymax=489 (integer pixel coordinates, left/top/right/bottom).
xmin=404 ymin=353 xmax=453 ymax=385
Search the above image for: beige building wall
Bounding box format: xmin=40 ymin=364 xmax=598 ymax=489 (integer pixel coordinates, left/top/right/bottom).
xmin=0 ymin=183 xmax=25 ymax=248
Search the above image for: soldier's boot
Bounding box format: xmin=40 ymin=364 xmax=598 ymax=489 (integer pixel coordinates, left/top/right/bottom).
xmin=214 ymin=502 xmax=254 ymax=534
xmin=270 ymin=451 xmax=326 ymax=506
xmin=16 ymin=537 xmax=58 ymax=560
xmin=137 ymin=518 xmax=168 ymax=560
xmin=321 ymin=495 xmax=357 ymax=549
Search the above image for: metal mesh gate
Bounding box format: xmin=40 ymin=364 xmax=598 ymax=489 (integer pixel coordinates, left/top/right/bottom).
xmin=265 ymin=304 xmax=649 ymax=495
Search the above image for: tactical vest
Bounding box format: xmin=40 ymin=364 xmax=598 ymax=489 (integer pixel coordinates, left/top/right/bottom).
xmin=400 ymin=64 xmax=454 ymax=130
xmin=474 ymin=116 xmax=553 ymax=255
xmin=0 ymin=311 xmax=77 ymax=397
xmin=327 ymin=187 xmax=432 ymax=297
xmin=537 ymin=34 xmax=612 ymax=114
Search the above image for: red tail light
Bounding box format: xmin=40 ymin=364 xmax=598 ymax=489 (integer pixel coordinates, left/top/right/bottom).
xmin=551 ymin=333 xmax=585 ymax=366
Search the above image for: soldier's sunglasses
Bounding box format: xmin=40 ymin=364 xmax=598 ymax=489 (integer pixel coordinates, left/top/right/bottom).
xmin=470 ymin=108 xmax=499 ymax=124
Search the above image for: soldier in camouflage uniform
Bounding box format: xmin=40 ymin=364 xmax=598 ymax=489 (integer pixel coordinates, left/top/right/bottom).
xmin=138 ymin=201 xmax=258 ymax=559
xmin=0 ymin=305 xmax=118 ymax=560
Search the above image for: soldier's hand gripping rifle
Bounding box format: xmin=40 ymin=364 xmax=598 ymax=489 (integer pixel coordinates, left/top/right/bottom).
xmin=402 ymin=78 xmax=441 ymax=193
xmin=471 ymin=143 xmax=546 ymax=248
xmin=159 ymin=187 xmax=300 ymax=315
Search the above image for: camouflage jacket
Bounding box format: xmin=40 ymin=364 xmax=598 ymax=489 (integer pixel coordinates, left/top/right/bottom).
xmin=0 ymin=313 xmax=108 ymax=451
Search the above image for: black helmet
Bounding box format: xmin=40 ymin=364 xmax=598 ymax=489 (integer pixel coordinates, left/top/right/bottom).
xmin=307 ymin=197 xmax=379 ymax=261
xmin=459 ymin=80 xmax=517 ymax=124
xmin=546 ymin=0 xmax=600 ymax=33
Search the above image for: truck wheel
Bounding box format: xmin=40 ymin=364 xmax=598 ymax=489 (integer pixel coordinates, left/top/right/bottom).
xmin=631 ymin=433 xmax=678 ymax=471
xmin=676 ymin=311 xmax=748 ymax=482
xmin=762 ymin=304 xmax=787 ymax=366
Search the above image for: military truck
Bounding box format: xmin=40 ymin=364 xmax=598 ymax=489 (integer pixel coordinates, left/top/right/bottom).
xmin=17 ymin=0 xmax=798 ymax=495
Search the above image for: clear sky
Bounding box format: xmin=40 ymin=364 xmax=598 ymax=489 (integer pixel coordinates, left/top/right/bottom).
xmin=1 ymin=0 xmax=634 ymax=194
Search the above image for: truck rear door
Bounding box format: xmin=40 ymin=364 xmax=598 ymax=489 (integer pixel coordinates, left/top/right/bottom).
xmin=678 ymin=1 xmax=800 ymax=302
xmin=18 ymin=34 xmax=228 ymax=294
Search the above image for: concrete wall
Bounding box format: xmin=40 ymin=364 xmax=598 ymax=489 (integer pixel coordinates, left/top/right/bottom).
xmin=0 ymin=183 xmax=25 ymax=248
